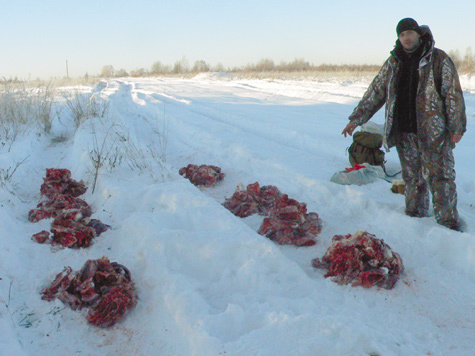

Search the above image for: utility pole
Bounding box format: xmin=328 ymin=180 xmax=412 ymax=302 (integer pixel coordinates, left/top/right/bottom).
xmin=66 ymin=60 xmax=69 ymax=78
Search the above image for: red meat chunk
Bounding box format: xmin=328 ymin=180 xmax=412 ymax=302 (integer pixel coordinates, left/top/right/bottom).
xmin=29 ymin=193 xmax=91 ymax=223
xmin=312 ymin=231 xmax=404 ymax=289
xmin=258 ymin=195 xmax=322 ymax=246
xmin=32 ymin=230 xmax=50 ymax=244
xmin=179 ymin=164 xmax=225 ymax=187
xmin=40 ymin=168 xmax=87 ymax=199
xmin=87 ymin=284 xmax=138 ymax=328
xmin=29 ymin=169 xmax=110 ymax=248
xmin=223 ymin=182 xmax=282 ymax=217
xmin=224 ymin=182 xmax=323 ymax=246
xmin=41 ymin=257 xmax=137 ymax=327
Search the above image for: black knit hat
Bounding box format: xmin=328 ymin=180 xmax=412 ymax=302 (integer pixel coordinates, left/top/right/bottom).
xmin=396 ymin=18 xmax=421 ymax=35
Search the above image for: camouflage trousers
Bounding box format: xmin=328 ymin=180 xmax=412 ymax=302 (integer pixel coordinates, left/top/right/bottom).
xmin=395 ymin=133 xmax=459 ymax=227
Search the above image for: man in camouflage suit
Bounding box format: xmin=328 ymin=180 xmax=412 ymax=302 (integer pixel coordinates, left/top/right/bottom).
xmin=342 ymin=18 xmax=467 ymax=231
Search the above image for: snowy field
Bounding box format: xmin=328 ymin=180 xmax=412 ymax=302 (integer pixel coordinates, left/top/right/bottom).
xmin=1 ymin=74 xmax=474 ymax=356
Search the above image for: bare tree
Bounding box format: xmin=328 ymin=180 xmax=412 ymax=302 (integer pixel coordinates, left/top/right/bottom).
xmin=461 ymin=47 xmax=475 ymax=73
xmin=100 ymin=65 xmax=115 ymax=78
xmin=449 ymin=50 xmax=462 ymax=69
xmin=213 ymin=62 xmax=226 ymax=72
xmin=115 ymin=69 xmax=129 ymax=77
xmin=151 ymin=61 xmax=171 ymax=75
xmin=173 ymin=56 xmax=189 ymax=74
xmin=130 ymin=68 xmax=148 ymax=77
xmin=255 ymin=58 xmax=275 ymax=72
xmin=192 ymin=60 xmax=210 ymax=73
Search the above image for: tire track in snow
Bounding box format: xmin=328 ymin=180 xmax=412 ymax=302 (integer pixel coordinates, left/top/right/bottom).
xmin=102 ymin=82 xmax=337 ymax=276
xmin=105 ymin=80 xmax=405 ymax=237
xmin=127 ymin=82 xmax=346 ymax=176
xmin=110 ymin=82 xmax=384 ymax=267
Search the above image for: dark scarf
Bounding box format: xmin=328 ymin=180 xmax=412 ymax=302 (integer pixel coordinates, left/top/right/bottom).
xmin=394 ymin=41 xmax=425 ymax=133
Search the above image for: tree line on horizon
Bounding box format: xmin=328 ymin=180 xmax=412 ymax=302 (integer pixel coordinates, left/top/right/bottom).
xmin=99 ymin=58 xmax=381 ymax=78
xmin=1 ymin=48 xmax=474 ymax=84
xmin=99 ymin=48 xmax=475 ymax=78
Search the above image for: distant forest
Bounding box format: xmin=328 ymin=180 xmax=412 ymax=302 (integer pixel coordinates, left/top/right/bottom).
xmin=99 ymin=58 xmax=381 ymax=78
xmin=1 ymin=48 xmax=474 ymax=84
xmin=98 ymin=48 xmax=475 ymax=78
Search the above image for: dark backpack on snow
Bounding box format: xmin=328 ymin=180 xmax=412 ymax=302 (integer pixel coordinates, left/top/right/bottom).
xmin=348 ymin=131 xmax=385 ymax=167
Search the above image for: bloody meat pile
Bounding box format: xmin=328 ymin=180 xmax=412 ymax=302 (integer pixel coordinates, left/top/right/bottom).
xmin=258 ymin=194 xmax=322 ymax=246
xmin=29 ymin=168 xmax=110 ymax=248
xmin=224 ymin=182 xmax=323 ymax=246
xmin=41 ymin=256 xmax=137 ymax=328
xmin=223 ymin=182 xmax=282 ymax=217
xmin=179 ymin=164 xmax=225 ymax=187
xmin=312 ymin=230 xmax=404 ymax=289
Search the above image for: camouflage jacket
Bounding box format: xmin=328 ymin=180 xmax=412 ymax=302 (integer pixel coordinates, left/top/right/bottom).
xmin=348 ymin=26 xmax=467 ymax=150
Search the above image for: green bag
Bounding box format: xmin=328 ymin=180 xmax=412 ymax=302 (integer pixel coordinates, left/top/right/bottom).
xmin=348 ymin=131 xmax=385 ymax=166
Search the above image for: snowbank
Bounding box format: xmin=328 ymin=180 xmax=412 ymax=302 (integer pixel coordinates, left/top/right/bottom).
xmin=1 ymin=76 xmax=474 ymax=356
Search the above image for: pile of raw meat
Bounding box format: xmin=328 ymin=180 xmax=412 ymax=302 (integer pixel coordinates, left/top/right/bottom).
xmin=41 ymin=256 xmax=137 ymax=328
xmin=31 ymin=170 xmax=136 ymax=327
xmin=179 ymin=164 xmax=225 ymax=187
xmin=312 ymin=230 xmax=404 ymax=289
xmin=29 ymin=168 xmax=110 ymax=248
xmin=224 ymin=182 xmax=323 ymax=246
xmin=258 ymin=194 xmax=323 ymax=246
xmin=223 ymin=182 xmax=282 ymax=217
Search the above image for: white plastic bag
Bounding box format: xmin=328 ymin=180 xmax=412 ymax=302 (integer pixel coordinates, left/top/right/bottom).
xmin=330 ymin=165 xmax=384 ymax=186
xmin=361 ymin=122 xmax=384 ymax=135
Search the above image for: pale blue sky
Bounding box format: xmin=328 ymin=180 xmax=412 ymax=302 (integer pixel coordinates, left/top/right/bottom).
xmin=1 ymin=0 xmax=474 ymax=79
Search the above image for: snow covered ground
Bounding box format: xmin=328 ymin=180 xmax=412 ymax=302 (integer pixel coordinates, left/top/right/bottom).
xmin=1 ymin=74 xmax=474 ymax=356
